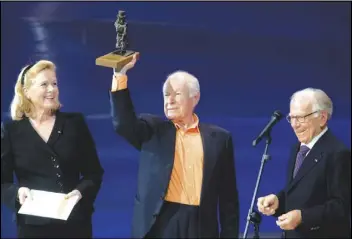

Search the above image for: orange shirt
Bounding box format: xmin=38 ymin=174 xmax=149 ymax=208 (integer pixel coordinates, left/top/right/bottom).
xmin=113 ymin=75 xmax=204 ymax=206
xmin=164 ymin=114 xmax=204 ymax=206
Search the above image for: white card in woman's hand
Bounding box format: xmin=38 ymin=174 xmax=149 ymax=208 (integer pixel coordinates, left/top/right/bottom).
xmin=18 ymin=189 xmax=79 ymax=220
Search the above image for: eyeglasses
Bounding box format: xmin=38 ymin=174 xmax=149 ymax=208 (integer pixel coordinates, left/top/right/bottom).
xmin=286 ymin=111 xmax=319 ymax=123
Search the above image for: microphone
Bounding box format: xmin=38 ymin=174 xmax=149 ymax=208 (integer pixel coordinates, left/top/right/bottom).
xmin=252 ymin=110 xmax=283 ymax=147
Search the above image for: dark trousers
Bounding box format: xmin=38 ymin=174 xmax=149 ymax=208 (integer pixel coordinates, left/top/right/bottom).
xmin=17 ymin=220 xmax=92 ymax=238
xmin=146 ymin=201 xmax=200 ymax=238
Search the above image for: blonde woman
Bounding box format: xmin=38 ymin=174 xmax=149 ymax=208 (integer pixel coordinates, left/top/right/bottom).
xmin=1 ymin=60 xmax=104 ymax=238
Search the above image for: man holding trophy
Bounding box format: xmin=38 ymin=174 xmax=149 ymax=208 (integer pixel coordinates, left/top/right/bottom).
xmin=97 ymin=10 xmax=240 ymax=239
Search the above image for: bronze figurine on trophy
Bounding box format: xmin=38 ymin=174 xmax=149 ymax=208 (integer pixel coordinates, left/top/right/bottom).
xmin=96 ymin=10 xmax=139 ymax=71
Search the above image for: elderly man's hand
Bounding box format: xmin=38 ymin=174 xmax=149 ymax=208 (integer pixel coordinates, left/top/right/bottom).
xmin=257 ymin=194 xmax=279 ymax=216
xmin=276 ymin=210 xmax=302 ymax=230
xmin=120 ymin=53 xmax=138 ymax=74
xmin=111 ymin=53 xmax=138 ymax=91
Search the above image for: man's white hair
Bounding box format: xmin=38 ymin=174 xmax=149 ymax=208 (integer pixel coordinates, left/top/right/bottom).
xmin=163 ymin=70 xmax=200 ymax=97
xmin=290 ymin=88 xmax=333 ymax=119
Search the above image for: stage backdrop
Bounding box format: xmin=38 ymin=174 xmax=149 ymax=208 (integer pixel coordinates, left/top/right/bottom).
xmin=1 ymin=2 xmax=350 ymax=238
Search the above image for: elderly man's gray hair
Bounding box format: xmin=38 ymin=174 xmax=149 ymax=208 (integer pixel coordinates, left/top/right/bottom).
xmin=290 ymin=88 xmax=333 ymax=119
xmin=163 ymin=71 xmax=200 ymax=97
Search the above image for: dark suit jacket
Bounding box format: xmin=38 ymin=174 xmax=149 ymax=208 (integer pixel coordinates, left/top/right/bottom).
xmin=1 ymin=111 xmax=104 ymax=225
xmin=275 ymin=129 xmax=351 ymax=238
xmin=110 ymin=89 xmax=239 ymax=238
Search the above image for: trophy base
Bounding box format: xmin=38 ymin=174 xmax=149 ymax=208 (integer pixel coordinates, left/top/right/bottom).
xmin=95 ymin=50 xmax=139 ymax=70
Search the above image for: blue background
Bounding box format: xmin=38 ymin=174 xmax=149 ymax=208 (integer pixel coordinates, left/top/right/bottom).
xmin=1 ymin=2 xmax=350 ymax=238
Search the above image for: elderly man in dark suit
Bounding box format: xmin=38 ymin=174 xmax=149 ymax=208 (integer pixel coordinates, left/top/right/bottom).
xmin=109 ymin=54 xmax=239 ymax=238
xmin=257 ymin=88 xmax=351 ymax=238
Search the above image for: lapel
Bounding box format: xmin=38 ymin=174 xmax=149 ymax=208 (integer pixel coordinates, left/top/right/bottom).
xmin=159 ymin=121 xmax=177 ymax=189
xmin=286 ymin=144 xmax=300 ymax=185
xmin=286 ymin=130 xmax=330 ymax=193
xmin=25 ymin=111 xmax=66 ymax=157
xmin=47 ymin=111 xmax=66 ymax=149
xmin=199 ymin=123 xmax=218 ymax=204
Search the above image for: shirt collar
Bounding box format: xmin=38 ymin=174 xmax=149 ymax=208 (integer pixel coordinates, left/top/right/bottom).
xmin=301 ymin=127 xmax=328 ymax=149
xmin=173 ymin=113 xmax=200 ymax=131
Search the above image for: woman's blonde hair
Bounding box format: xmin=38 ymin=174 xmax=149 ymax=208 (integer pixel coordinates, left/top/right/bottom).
xmin=10 ymin=60 xmax=62 ymax=120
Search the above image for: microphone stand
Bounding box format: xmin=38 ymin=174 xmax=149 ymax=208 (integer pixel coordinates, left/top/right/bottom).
xmin=243 ymin=132 xmax=272 ymax=239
